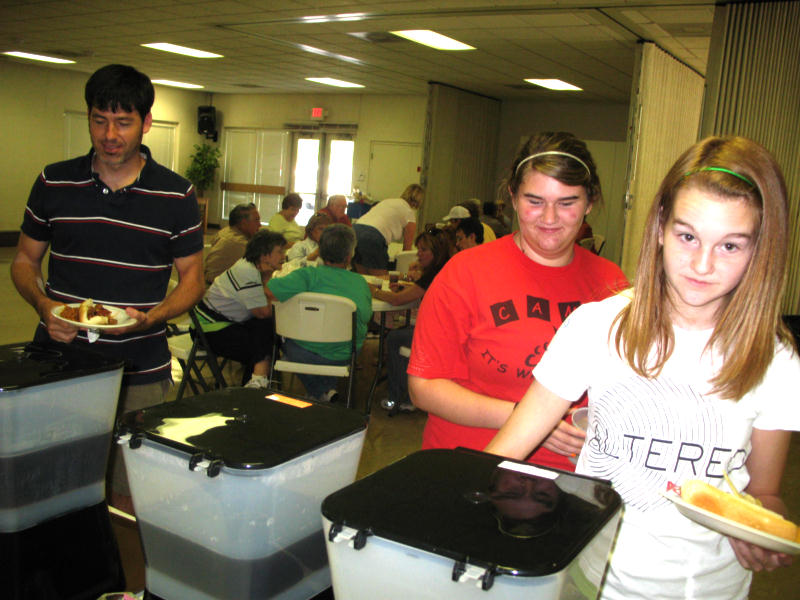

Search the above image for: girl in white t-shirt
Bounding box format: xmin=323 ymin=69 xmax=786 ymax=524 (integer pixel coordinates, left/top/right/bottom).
xmin=486 ymin=136 xmax=799 ymax=600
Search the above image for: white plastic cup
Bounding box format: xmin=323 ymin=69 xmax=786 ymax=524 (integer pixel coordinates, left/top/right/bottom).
xmin=571 ymin=407 xmax=589 ymax=431
xmin=568 ymin=407 xmax=589 ymax=464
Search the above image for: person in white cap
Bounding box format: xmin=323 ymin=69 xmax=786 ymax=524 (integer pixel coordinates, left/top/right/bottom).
xmin=443 ymin=203 xmax=496 ymax=243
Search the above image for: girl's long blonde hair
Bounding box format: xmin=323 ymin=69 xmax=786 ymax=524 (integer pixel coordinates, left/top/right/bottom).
xmin=615 ymin=136 xmax=794 ymax=400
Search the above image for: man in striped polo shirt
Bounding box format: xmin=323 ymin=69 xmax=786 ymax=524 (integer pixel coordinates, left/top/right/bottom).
xmin=11 ymin=64 xmax=205 ymax=514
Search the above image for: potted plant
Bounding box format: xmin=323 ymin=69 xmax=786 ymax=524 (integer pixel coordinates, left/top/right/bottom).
xmin=185 ymin=143 xmax=221 ymax=197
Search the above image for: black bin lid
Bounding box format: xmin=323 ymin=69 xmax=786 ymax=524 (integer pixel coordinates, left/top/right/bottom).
xmin=117 ymin=388 xmax=367 ymax=470
xmin=0 ymin=341 xmax=124 ymax=393
xmin=322 ymin=448 xmax=621 ymax=577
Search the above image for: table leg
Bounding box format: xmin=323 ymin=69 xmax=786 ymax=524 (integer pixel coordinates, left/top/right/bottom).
xmin=366 ymin=312 xmax=387 ymax=415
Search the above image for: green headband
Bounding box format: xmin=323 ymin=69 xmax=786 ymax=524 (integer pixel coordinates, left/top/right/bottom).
xmin=684 ymin=166 xmax=755 ymax=187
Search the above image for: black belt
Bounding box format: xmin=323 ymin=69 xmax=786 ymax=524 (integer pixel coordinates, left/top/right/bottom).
xmin=197 ymin=300 xmax=232 ymax=324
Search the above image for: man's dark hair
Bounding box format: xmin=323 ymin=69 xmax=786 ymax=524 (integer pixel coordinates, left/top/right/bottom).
xmin=244 ymin=230 xmax=286 ymax=264
xmin=229 ymin=203 xmax=256 ymax=227
xmin=483 ymin=201 xmax=498 ymax=217
xmin=459 ymin=200 xmax=479 ymax=218
xmin=85 ymin=64 xmax=155 ymax=121
xmin=457 ymin=217 xmax=484 ymax=244
xmin=282 ymin=193 xmax=303 ymax=210
xmin=319 ymin=224 xmax=356 ymax=264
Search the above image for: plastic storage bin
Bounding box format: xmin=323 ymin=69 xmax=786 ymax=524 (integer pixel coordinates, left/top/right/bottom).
xmin=0 ymin=342 xmax=124 ymax=532
xmin=117 ymin=388 xmax=367 ymax=600
xmin=322 ymin=448 xmax=622 ymax=600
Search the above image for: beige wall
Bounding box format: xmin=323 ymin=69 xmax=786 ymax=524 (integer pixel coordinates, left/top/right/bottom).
xmin=1 ymin=62 xmax=628 ymax=243
xmin=209 ymin=92 xmax=427 ymax=224
xmin=495 ymin=100 xmax=629 ymax=184
xmin=0 ymin=61 xmax=206 ymax=232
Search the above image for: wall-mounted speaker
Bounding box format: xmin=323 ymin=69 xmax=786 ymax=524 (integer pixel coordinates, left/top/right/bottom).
xmin=198 ymin=106 xmax=216 ymax=135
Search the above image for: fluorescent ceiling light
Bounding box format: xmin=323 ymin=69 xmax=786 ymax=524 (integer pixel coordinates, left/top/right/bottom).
xmin=4 ymin=51 xmax=75 ymax=64
xmin=141 ymin=43 xmax=222 ymax=59
xmin=298 ymin=44 xmax=364 ymax=65
xmin=302 ymin=13 xmax=367 ymax=23
xmin=525 ymin=78 xmax=582 ymax=91
xmin=306 ymin=77 xmax=364 ymax=88
xmin=390 ymin=30 xmax=474 ymax=51
xmin=152 ymin=79 xmax=204 ymax=89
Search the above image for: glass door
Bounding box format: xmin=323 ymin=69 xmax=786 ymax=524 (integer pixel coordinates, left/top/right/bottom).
xmin=291 ymin=132 xmax=355 ymax=225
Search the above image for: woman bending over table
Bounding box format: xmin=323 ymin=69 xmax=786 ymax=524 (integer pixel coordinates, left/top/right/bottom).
xmin=352 ymin=183 xmax=424 ymax=276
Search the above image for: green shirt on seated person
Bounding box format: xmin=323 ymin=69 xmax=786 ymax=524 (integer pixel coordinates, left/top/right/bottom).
xmin=267 ymin=265 xmax=372 ymax=361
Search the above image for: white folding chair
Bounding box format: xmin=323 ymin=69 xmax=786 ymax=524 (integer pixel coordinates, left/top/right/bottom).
xmin=268 ymin=292 xmax=358 ymax=409
xmin=394 ymin=250 xmax=417 ymax=275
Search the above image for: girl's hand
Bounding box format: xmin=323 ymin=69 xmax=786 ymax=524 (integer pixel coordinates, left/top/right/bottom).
xmin=728 ymin=537 xmax=793 ymax=571
xmin=540 ymin=419 xmax=586 ymax=457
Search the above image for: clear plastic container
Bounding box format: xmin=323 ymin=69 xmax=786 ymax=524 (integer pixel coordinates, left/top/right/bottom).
xmin=0 ymin=342 xmax=123 ymax=532
xmin=323 ymin=449 xmax=622 ymax=600
xmin=118 ymin=388 xmax=367 ymax=600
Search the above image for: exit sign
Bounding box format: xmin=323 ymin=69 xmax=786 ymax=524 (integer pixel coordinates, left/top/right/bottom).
xmin=310 ymin=107 xmax=325 ymax=120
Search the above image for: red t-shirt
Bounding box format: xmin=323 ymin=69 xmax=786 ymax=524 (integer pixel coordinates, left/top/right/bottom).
xmin=319 ymin=206 xmax=352 ymax=226
xmin=408 ymin=235 xmax=628 ymax=471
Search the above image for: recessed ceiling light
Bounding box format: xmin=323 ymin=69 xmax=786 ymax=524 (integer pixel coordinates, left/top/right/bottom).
xmin=141 ymin=43 xmax=222 ymax=59
xmin=306 ymin=77 xmax=364 ymax=88
xmin=152 ymin=79 xmax=204 ymax=89
xmin=390 ymin=30 xmax=474 ymax=51
xmin=524 ymin=78 xmax=582 ymax=91
xmin=4 ymin=51 xmax=75 ymax=64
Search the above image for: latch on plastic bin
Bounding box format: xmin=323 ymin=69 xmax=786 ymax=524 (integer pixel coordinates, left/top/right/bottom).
xmin=115 ymin=432 xmax=146 ymax=449
xmin=188 ymin=453 xmax=223 ymax=477
xmin=328 ymin=522 xmax=371 ymax=549
xmin=452 ymin=560 xmax=496 ymax=591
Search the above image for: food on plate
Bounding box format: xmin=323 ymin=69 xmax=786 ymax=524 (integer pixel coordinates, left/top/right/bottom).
xmin=681 ymin=479 xmax=798 ymax=541
xmin=60 ymin=299 xmax=118 ymax=325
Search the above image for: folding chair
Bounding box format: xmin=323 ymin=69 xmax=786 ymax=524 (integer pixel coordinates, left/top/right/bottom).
xmin=168 ymin=307 xmax=229 ymax=401
xmin=268 ymin=292 xmax=358 ymax=409
xmin=394 ymin=250 xmax=417 ymax=275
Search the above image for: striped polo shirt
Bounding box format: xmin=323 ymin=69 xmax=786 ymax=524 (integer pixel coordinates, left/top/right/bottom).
xmin=22 ymin=145 xmax=204 ymax=385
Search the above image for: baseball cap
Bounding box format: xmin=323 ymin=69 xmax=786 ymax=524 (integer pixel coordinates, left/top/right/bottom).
xmin=442 ymin=206 xmax=471 ymax=221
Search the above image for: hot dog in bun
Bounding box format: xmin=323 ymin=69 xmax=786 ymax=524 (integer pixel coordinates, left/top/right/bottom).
xmin=77 ymin=299 xmax=116 ymax=325
xmin=681 ymin=479 xmax=798 ymax=542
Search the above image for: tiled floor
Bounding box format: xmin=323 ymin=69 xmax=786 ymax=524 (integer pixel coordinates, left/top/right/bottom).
xmin=2 ymin=243 xmax=797 ymax=597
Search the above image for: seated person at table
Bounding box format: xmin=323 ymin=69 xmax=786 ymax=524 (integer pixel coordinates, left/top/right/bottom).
xmin=196 ymin=231 xmax=287 ymax=389
xmin=268 ymin=192 xmax=304 ymax=245
xmin=319 ymin=194 xmax=351 ymax=226
xmin=461 ymin=199 xmax=497 ymax=243
xmin=369 ymin=229 xmax=451 ymax=412
xmin=267 ymin=224 xmax=372 ymax=402
xmin=285 ymin=212 xmax=332 ymax=267
xmin=204 ymin=202 xmax=262 ymax=286
xmin=455 ymin=217 xmax=484 ymax=252
xmin=481 ymin=201 xmax=510 ymax=238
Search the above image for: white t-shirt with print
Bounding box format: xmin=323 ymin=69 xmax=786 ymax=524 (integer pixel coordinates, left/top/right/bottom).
xmin=534 ymin=293 xmax=800 ymax=600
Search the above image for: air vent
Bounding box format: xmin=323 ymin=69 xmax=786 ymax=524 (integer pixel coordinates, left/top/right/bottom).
xmin=43 ymin=49 xmax=94 ymax=59
xmin=233 ymin=83 xmax=264 ymax=88
xmin=283 ymin=123 xmax=358 ymax=133
xmin=348 ymin=32 xmax=406 ymax=43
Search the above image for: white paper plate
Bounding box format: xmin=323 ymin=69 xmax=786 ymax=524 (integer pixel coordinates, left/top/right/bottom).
xmin=52 ymin=303 xmax=136 ymax=330
xmin=661 ymin=491 xmax=800 ymax=554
